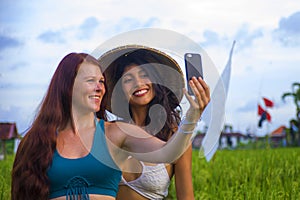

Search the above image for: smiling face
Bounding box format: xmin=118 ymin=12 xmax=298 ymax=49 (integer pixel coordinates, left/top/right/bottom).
xmin=121 ymin=64 xmax=155 ymax=107
xmin=72 ymin=61 xmax=105 ymax=115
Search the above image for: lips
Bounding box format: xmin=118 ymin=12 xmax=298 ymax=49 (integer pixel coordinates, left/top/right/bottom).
xmin=133 ymin=89 xmax=148 ymax=97
xmin=89 ymin=95 xmax=101 ymax=100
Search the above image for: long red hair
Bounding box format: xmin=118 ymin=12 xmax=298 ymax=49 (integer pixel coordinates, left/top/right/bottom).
xmin=11 ymin=53 xmax=107 ymax=200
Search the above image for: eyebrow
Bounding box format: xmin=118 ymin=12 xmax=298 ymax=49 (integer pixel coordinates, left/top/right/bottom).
xmin=124 ymin=67 xmax=147 ymax=76
xmin=122 ymin=73 xmax=133 ymax=78
xmin=84 ymin=75 xmax=105 ymax=80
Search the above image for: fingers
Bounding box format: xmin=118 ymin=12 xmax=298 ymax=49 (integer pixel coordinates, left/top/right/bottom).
xmin=187 ymin=76 xmax=210 ymax=109
xmin=198 ymin=77 xmax=210 ymax=101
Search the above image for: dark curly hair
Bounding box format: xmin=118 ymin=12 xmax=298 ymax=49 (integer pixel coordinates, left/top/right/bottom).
xmin=101 ymin=49 xmax=182 ymax=141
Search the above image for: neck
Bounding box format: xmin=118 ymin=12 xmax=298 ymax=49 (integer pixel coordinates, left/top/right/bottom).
xmin=130 ymin=105 xmax=148 ymax=126
xmin=69 ymin=111 xmax=96 ymax=135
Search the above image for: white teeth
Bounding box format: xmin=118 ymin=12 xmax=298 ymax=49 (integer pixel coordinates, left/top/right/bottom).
xmin=134 ymin=89 xmax=147 ymax=95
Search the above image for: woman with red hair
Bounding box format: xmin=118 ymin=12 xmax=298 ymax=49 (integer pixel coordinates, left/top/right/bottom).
xmin=12 ymin=52 xmax=210 ymax=200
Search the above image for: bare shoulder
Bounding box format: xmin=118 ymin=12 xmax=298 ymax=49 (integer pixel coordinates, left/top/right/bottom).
xmin=104 ymin=121 xmax=139 ymax=144
xmin=105 ymin=121 xmax=144 ymax=135
xmin=104 ymin=121 xmax=135 ymax=132
xmin=104 ymin=121 xmax=124 ymax=136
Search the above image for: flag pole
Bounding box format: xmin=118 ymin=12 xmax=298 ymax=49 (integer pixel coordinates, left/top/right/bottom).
xmin=266 ymin=118 xmax=271 ymax=149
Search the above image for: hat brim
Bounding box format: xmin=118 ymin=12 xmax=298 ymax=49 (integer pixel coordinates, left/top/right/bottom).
xmin=98 ymin=45 xmax=185 ymax=112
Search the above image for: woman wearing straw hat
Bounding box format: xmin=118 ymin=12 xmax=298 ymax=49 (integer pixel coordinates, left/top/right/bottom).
xmin=99 ymin=45 xmax=209 ymax=200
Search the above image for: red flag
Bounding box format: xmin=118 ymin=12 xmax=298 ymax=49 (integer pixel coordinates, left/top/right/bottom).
xmin=258 ymin=104 xmax=265 ymax=115
xmin=263 ymin=97 xmax=274 ymax=108
xmin=258 ymin=111 xmax=272 ymax=127
xmin=266 ymin=111 xmax=271 ymax=121
xmin=258 ymin=104 xmax=271 ymax=120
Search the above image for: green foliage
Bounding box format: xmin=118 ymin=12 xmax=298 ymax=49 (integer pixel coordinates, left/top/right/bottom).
xmin=282 ymin=82 xmax=300 ymax=146
xmin=167 ymin=148 xmax=300 ymax=199
xmin=0 ymin=155 xmax=14 ymax=200
xmin=1 ymin=149 xmax=300 ymax=200
xmin=1 ymin=140 xmax=15 ymax=155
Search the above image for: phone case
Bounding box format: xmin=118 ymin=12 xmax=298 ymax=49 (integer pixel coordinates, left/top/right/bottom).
xmin=184 ymin=53 xmax=203 ymax=95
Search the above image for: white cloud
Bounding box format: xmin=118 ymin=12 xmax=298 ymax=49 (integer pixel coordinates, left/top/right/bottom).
xmin=1 ymin=0 xmax=300 ymax=135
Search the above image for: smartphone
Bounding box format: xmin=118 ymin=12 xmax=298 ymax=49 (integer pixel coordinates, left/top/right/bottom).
xmin=184 ymin=53 xmax=203 ymax=95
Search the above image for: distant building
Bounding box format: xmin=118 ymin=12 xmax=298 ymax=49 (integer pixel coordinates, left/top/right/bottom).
xmin=192 ymin=125 xmax=288 ymax=150
xmin=0 ymin=122 xmax=20 ymax=159
xmin=192 ymin=131 xmax=250 ymax=149
xmin=270 ymin=125 xmax=287 ymax=147
xmin=219 ymin=132 xmax=249 ymax=149
xmin=192 ymin=133 xmax=205 ymax=149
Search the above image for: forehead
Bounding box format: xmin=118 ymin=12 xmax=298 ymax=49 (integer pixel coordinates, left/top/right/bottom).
xmin=123 ymin=64 xmax=146 ymax=75
xmin=78 ymin=61 xmax=102 ymax=76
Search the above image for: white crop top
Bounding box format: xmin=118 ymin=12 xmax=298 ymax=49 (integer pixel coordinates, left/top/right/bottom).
xmin=119 ymin=161 xmax=170 ymax=200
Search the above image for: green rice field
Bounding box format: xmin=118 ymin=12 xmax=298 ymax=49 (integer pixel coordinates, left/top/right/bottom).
xmin=168 ymin=148 xmax=300 ymax=199
xmin=1 ymin=148 xmax=300 ymax=200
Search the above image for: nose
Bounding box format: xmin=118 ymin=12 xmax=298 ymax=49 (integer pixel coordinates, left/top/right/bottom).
xmin=95 ymin=81 xmax=105 ymax=92
xmin=134 ymin=76 xmax=144 ymax=87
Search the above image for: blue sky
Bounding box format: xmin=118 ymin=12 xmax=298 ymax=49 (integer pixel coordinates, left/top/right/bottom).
xmin=1 ymin=0 xmax=300 ymax=136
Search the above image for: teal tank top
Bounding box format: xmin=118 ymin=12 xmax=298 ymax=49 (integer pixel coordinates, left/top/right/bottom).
xmin=47 ymin=119 xmax=121 ymax=199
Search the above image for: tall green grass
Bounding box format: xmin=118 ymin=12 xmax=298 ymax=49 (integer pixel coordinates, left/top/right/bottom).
xmin=0 ymin=155 xmax=13 ymax=200
xmin=1 ymin=148 xmax=300 ymax=200
xmin=167 ymin=148 xmax=300 ymax=200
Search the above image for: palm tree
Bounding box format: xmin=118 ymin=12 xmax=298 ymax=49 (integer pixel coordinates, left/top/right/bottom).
xmin=282 ymin=82 xmax=300 ymax=146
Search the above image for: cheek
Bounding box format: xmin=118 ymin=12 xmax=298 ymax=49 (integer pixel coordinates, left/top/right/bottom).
xmin=122 ymin=83 xmax=131 ymax=97
xmin=101 ymin=84 xmax=106 ymax=94
xmin=150 ymin=86 xmax=156 ymax=97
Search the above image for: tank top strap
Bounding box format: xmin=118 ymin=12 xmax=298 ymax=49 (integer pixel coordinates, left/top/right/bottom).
xmin=94 ymin=115 xmax=98 ymax=126
xmin=90 ymin=119 xmax=119 ymax=170
xmin=92 ymin=119 xmax=105 ymax=153
xmin=92 ymin=118 xmax=104 ymax=139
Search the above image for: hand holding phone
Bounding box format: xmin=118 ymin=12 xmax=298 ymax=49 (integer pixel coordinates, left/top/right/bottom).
xmin=184 ymin=53 xmax=203 ymax=95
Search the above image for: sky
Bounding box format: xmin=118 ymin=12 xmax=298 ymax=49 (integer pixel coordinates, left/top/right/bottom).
xmin=0 ymin=0 xmax=300 ymax=136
